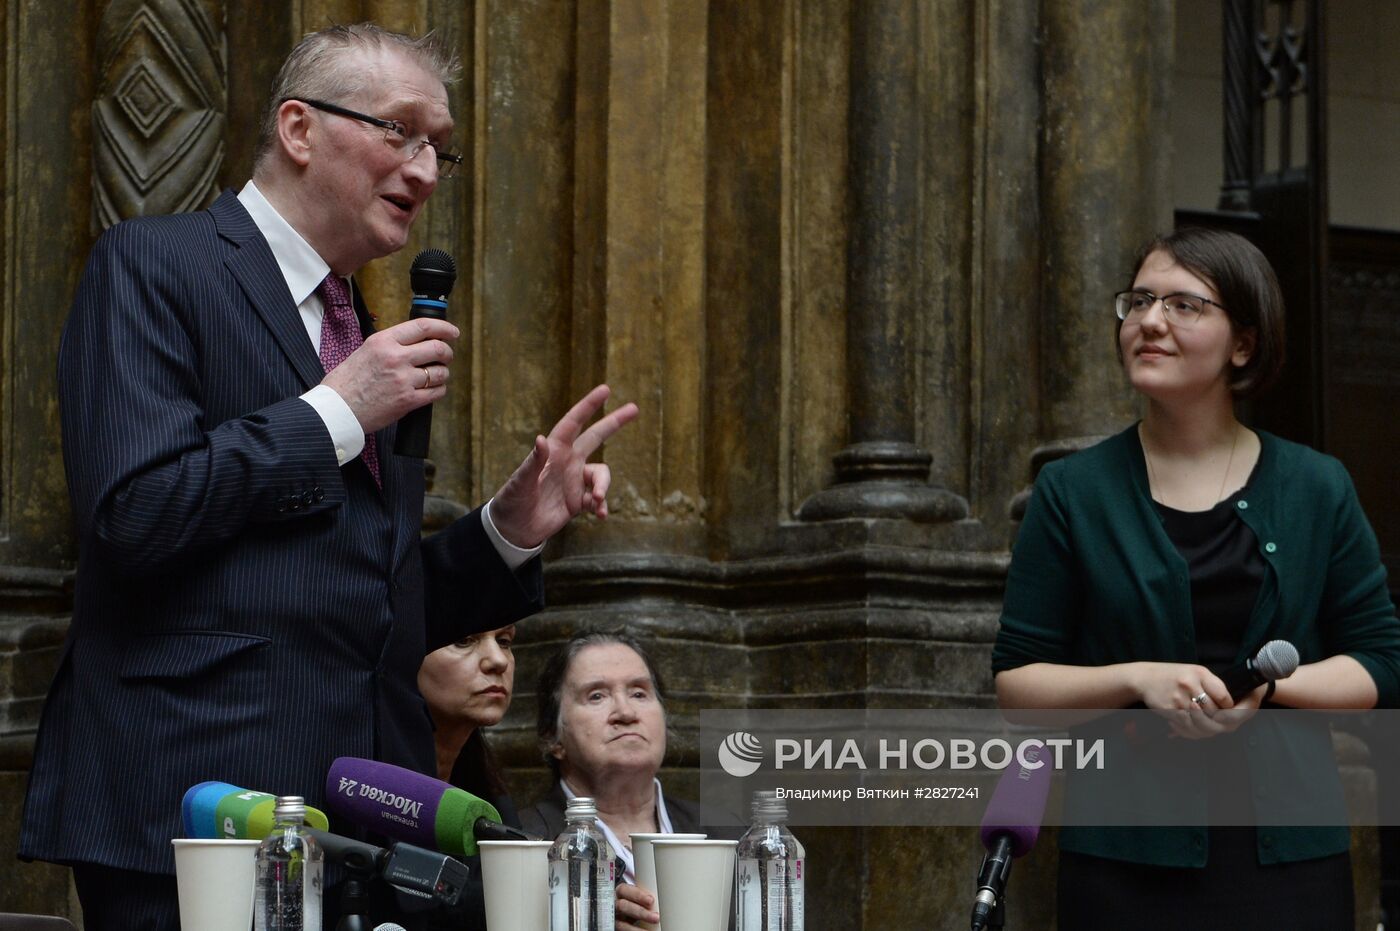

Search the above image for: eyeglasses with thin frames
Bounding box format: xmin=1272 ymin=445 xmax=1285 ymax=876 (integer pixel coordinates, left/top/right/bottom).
xmin=286 ymin=97 xmax=463 ymax=178
xmin=1114 ymin=289 xmax=1226 ymax=329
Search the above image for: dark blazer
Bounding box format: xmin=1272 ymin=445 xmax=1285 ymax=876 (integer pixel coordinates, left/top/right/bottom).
xmin=518 ymin=781 xmax=746 ymax=844
xmin=19 ymin=191 xmax=543 ymax=874
xmin=994 ymin=425 xmax=1400 ymax=867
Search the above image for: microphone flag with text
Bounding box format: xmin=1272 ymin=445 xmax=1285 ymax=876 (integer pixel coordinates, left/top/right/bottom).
xmin=326 ymin=757 xmax=534 ymax=858
xmin=181 ymin=781 xmax=330 ymax=839
xmin=971 ymin=739 xmax=1053 ymax=931
xmin=393 ymin=248 xmax=457 ymax=458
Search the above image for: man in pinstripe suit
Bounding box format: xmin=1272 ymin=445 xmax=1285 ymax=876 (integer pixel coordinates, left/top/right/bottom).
xmin=18 ymin=24 xmax=637 ymax=930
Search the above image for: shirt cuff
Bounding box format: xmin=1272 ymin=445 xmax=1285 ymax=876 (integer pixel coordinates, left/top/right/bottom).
xmin=481 ymin=499 xmax=544 ymax=570
xmin=300 ymin=385 xmax=365 ymax=466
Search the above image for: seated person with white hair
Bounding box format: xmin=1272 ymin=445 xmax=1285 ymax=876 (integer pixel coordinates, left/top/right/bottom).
xmin=519 ymin=631 xmax=742 ymax=931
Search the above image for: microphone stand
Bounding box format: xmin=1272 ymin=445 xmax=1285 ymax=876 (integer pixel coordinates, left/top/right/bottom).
xmin=986 ymin=896 xmax=1006 ymax=930
xmin=971 ymin=835 xmax=1014 ymax=931
xmin=336 ymin=867 xmax=374 ymax=931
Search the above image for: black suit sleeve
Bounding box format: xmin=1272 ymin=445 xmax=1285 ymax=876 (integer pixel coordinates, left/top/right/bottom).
xmin=420 ymin=510 xmax=544 ymax=651
xmin=60 ymin=218 xmax=345 ymax=576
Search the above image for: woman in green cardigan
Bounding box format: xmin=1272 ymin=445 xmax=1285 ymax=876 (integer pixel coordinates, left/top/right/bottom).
xmin=992 ymin=227 xmax=1400 ymax=928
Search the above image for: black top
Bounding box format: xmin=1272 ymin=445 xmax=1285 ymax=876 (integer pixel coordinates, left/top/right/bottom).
xmin=1153 ymin=472 xmax=1266 ymax=674
xmin=1155 ymin=473 xmax=1264 ymax=829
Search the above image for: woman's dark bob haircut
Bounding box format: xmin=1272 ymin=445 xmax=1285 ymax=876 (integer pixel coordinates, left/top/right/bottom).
xmin=534 ymin=630 xmax=668 ymax=777
xmin=1124 ymin=227 xmax=1286 ymax=399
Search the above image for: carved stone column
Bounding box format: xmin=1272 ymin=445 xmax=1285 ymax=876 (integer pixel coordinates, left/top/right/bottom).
xmin=1021 ymin=0 xmax=1172 ymax=501
xmin=798 ymin=0 xmax=967 ymax=523
xmin=565 ymin=0 xmax=710 ymax=545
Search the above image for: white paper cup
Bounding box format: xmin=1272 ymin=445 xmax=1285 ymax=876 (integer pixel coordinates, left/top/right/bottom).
xmin=171 ymin=838 xmax=260 ymax=931
xmin=629 ymin=833 xmax=706 ymax=931
xmin=650 ymin=839 xmax=737 ymax=931
xmin=478 ymin=839 xmax=553 ymax=931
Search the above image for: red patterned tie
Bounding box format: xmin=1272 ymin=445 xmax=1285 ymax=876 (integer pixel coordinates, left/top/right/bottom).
xmin=317 ymin=273 xmax=381 ymax=487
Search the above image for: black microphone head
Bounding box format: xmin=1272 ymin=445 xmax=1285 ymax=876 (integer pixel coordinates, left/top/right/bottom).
xmin=1253 ymin=639 xmax=1300 ymax=680
xmin=410 ymin=249 xmax=457 ymax=299
xmin=473 ymin=816 xmax=541 ymax=842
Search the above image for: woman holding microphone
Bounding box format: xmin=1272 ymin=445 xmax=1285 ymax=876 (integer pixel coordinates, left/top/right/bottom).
xmin=993 ymin=227 xmax=1400 ymax=926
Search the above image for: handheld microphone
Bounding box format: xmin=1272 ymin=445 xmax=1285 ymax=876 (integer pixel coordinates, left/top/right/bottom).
xmin=971 ymin=741 xmax=1053 ymax=931
xmin=305 ymin=827 xmax=469 ymax=908
xmin=325 ymin=757 xmax=527 ymax=858
xmin=1219 ymin=639 xmax=1299 ymax=701
xmin=1124 ymin=639 xmax=1302 ymax=746
xmin=181 ymin=782 xmax=329 ymax=839
xmin=394 ymin=249 xmax=457 ymax=458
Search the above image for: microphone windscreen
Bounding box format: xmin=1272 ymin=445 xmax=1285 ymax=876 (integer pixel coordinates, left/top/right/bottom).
xmin=410 ymin=249 xmax=457 ymax=298
xmin=977 ymin=741 xmax=1053 ymax=858
xmin=181 ymin=782 xmax=329 ymax=839
xmin=326 ymin=757 xmax=502 ymax=858
xmin=1253 ymin=640 xmax=1300 ymax=681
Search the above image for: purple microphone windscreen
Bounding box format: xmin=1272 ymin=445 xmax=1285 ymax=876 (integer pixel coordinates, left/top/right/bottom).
xmin=325 ymin=757 xmax=501 ymax=858
xmin=978 ymin=740 xmax=1053 ymax=858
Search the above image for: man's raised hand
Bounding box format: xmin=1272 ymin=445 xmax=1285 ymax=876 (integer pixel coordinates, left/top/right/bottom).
xmin=489 ymin=384 xmax=639 ymax=549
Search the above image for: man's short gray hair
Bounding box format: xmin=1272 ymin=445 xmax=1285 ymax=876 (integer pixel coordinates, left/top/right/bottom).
xmin=253 ymin=23 xmax=461 ymax=170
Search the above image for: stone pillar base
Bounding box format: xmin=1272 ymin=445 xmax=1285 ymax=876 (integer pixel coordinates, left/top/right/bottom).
xmin=798 ymin=442 xmax=969 ymax=523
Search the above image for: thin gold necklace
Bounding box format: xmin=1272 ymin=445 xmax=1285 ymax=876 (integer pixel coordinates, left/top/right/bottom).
xmin=1142 ymin=424 xmax=1240 ymax=508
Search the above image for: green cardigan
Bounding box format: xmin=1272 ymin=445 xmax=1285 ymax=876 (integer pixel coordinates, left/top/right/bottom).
xmin=992 ymin=425 xmax=1400 ymax=867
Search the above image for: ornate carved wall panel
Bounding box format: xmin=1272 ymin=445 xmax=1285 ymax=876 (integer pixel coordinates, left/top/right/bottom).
xmin=92 ymin=0 xmax=225 ymax=228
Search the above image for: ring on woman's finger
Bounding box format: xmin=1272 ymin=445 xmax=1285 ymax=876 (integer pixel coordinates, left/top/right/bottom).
xmin=1190 ymin=691 xmax=1209 ymax=705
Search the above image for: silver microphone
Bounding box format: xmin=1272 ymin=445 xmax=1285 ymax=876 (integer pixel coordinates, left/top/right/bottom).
xmin=1220 ymin=639 xmax=1299 ymax=700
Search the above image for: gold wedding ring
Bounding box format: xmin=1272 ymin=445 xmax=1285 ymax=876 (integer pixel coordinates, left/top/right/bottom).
xmin=420 ymin=366 xmax=431 ymax=389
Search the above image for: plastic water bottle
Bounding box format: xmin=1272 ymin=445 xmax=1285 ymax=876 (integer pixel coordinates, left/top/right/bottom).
xmin=254 ymin=795 xmax=323 ymax=931
xmin=548 ymin=796 xmax=616 ymax=931
xmin=735 ymin=791 xmax=804 ymax=931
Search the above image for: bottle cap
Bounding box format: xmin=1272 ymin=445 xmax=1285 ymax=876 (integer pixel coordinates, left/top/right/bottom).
xmin=751 ymin=790 xmax=788 ymax=822
xmin=564 ymin=796 xmax=599 ymax=821
xmin=273 ymin=795 xmax=307 ymax=822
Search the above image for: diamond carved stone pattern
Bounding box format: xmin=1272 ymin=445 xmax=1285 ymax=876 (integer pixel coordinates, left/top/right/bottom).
xmin=115 ymin=62 xmax=177 ymax=139
xmin=93 ymin=0 xmax=225 ymax=226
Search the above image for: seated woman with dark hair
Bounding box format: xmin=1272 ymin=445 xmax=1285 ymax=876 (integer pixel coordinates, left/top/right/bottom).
xmin=417 ymin=624 xmax=523 ymax=931
xmin=520 ymin=631 xmax=742 ymax=931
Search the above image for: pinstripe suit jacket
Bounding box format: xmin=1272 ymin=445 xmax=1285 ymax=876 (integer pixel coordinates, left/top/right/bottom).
xmin=19 ymin=191 xmax=543 ymax=874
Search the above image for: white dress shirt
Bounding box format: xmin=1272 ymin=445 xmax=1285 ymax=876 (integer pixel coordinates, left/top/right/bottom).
xmin=236 ymin=180 xmax=541 ymax=568
xmin=561 ymin=778 xmax=677 ymax=885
